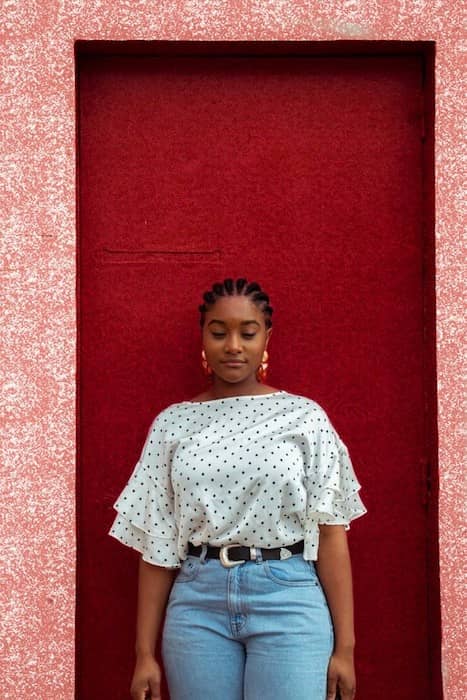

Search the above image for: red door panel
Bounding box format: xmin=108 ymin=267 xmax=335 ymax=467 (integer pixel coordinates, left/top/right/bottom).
xmin=78 ymin=48 xmax=440 ymax=699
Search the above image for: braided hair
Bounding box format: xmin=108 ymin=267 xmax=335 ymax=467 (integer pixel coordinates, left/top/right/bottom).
xmin=198 ymin=278 xmax=273 ymax=329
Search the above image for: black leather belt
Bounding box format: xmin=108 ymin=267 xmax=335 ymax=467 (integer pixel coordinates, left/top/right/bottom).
xmin=187 ymin=540 xmax=304 ymax=567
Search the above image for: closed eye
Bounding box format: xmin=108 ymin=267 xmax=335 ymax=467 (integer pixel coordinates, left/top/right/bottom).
xmin=211 ymin=333 xmax=257 ymax=339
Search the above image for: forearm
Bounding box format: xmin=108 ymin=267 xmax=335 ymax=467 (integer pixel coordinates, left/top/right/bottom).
xmin=315 ymin=524 xmax=355 ymax=653
xmin=135 ymin=556 xmax=178 ymax=658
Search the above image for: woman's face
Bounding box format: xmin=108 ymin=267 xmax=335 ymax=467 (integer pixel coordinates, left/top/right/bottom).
xmin=202 ymin=295 xmax=272 ymax=388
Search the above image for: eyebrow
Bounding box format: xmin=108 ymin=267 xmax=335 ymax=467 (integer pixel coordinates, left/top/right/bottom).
xmin=207 ymin=320 xmax=260 ymax=327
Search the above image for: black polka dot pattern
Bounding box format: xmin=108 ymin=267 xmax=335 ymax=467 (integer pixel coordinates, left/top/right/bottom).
xmin=108 ymin=390 xmax=367 ymax=568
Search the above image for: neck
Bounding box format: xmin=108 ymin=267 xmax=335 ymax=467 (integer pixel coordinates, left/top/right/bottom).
xmin=208 ymin=379 xmax=264 ymax=400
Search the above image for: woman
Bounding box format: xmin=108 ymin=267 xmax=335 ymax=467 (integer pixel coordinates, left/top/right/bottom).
xmin=109 ymin=277 xmax=367 ymax=700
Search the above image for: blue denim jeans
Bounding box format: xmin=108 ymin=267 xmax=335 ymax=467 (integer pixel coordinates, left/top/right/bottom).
xmin=161 ymin=546 xmax=334 ymax=699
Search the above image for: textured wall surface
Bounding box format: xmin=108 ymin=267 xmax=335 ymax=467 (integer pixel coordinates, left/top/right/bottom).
xmin=0 ymin=1 xmax=464 ymax=698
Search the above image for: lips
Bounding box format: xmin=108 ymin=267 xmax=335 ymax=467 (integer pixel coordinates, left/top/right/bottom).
xmin=222 ymin=360 xmax=246 ymax=365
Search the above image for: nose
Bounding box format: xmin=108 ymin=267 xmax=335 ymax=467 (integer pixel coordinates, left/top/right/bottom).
xmin=224 ymin=333 xmax=243 ymax=354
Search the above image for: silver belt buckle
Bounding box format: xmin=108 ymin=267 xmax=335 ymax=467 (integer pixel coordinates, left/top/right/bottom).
xmin=219 ymin=543 xmax=245 ymax=568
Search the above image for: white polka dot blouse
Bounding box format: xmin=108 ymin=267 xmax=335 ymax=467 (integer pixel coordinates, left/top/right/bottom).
xmin=108 ymin=390 xmax=367 ymax=567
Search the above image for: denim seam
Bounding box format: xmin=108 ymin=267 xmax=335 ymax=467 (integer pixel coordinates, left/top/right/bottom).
xmin=263 ymin=560 xmax=320 ymax=587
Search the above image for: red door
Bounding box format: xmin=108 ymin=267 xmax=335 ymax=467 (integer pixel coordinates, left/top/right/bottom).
xmin=77 ymin=44 xmax=440 ymax=699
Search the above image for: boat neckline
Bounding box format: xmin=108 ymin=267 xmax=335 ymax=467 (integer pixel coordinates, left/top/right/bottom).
xmin=181 ymin=389 xmax=286 ymax=404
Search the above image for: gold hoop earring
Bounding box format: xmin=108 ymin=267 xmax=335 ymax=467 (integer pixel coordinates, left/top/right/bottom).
xmin=256 ymin=349 xmax=269 ymax=383
xmin=201 ymin=349 xmax=213 ymax=377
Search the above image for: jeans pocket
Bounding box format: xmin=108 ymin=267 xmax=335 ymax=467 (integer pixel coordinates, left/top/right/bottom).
xmin=175 ymin=555 xmax=202 ymax=583
xmin=263 ymin=555 xmax=320 ymax=587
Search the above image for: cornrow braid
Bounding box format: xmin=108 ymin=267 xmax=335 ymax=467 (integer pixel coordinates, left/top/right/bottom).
xmin=198 ymin=277 xmax=273 ymax=329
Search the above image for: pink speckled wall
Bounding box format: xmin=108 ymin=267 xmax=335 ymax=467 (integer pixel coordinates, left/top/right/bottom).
xmin=0 ymin=2 xmax=464 ymax=698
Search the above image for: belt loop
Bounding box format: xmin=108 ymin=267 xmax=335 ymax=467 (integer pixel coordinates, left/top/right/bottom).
xmin=255 ymin=547 xmax=263 ymax=563
xmin=199 ymin=543 xmax=208 ymax=564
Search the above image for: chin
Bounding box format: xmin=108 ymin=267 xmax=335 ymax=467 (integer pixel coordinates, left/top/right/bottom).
xmin=215 ymin=370 xmax=251 ymax=384
xmin=217 ymin=376 xmax=246 ymax=384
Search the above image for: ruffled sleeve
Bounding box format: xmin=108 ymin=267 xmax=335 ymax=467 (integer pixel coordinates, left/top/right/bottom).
xmin=303 ymin=410 xmax=367 ymax=561
xmin=108 ymin=411 xmax=180 ymax=568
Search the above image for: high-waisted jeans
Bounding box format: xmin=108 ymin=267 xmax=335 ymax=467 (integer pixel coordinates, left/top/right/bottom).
xmin=161 ymin=546 xmax=334 ymax=700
